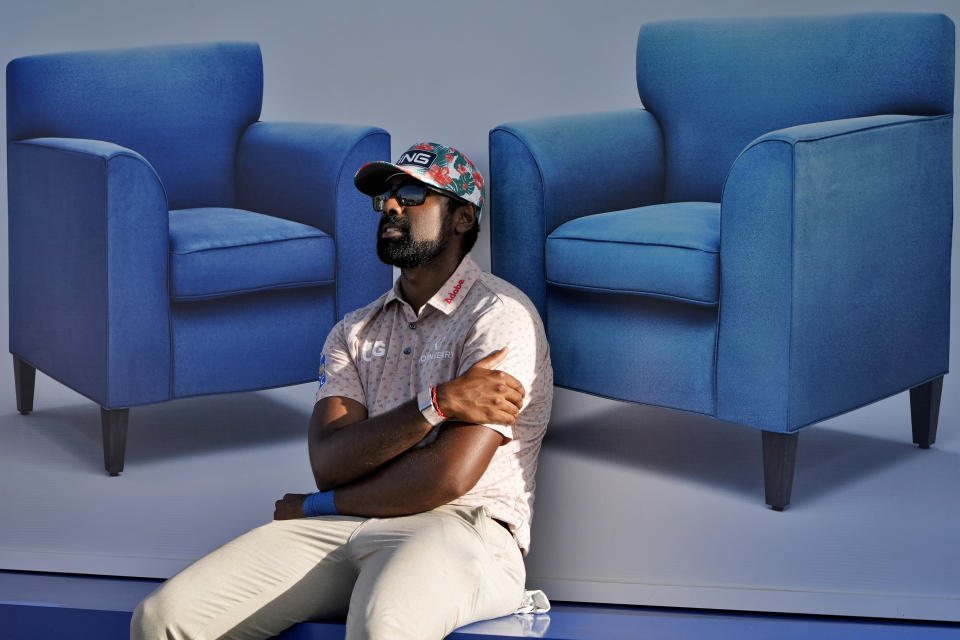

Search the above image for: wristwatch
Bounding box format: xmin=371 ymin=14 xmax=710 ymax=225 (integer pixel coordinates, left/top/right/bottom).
xmin=418 ymin=388 xmax=444 ymax=426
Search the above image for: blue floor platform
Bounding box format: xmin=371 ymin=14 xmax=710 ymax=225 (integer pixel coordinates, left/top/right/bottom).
xmin=2 ymin=570 xmax=959 ymax=639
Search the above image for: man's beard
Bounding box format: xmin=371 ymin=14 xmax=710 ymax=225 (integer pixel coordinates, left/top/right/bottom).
xmin=376 ymin=213 xmax=453 ymax=268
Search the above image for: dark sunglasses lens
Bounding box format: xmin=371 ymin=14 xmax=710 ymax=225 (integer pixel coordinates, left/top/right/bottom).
xmin=372 ymin=183 xmax=429 ymax=212
xmin=395 ymin=184 xmax=429 ymax=206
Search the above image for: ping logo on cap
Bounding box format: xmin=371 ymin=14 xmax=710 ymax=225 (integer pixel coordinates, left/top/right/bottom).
xmin=397 ymin=151 xmax=437 ymax=168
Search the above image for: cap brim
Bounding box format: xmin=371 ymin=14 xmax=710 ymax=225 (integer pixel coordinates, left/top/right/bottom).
xmin=354 ymin=162 xmax=423 ymax=196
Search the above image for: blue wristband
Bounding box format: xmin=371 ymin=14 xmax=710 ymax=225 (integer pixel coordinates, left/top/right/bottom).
xmin=302 ymin=490 xmax=339 ymax=517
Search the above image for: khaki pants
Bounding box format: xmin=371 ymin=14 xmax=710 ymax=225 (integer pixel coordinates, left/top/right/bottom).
xmin=131 ymin=505 xmax=526 ymax=640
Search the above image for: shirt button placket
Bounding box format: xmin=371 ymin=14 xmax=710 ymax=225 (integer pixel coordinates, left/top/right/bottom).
xmin=404 ymin=322 xmax=416 ymax=356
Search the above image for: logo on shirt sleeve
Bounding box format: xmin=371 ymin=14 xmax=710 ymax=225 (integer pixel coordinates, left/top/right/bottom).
xmin=317 ymin=354 xmax=327 ymax=389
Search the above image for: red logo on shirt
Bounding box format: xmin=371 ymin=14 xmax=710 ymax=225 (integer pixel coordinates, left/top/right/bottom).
xmin=445 ymin=280 xmax=465 ymax=304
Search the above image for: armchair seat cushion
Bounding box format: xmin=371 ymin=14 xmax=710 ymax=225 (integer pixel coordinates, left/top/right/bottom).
xmin=545 ymin=202 xmax=720 ymax=305
xmin=169 ymin=207 xmax=335 ymax=301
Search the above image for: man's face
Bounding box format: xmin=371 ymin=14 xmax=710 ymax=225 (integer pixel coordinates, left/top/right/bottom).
xmin=376 ymin=177 xmax=455 ymax=268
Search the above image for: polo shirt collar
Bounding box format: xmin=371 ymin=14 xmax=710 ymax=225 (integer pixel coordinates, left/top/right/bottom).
xmin=426 ymin=255 xmax=481 ymax=315
xmin=381 ymin=255 xmax=482 ymax=317
xmin=382 ymin=276 xmax=404 ymax=311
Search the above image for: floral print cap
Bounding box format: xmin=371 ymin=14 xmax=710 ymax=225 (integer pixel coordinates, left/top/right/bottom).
xmin=354 ymin=142 xmax=484 ymax=222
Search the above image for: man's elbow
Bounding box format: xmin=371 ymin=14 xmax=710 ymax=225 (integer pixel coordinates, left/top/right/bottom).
xmin=417 ymin=479 xmax=467 ymax=513
xmin=439 ymin=466 xmax=482 ymax=503
xmin=311 ymin=459 xmax=355 ymax=493
xmin=429 ymin=428 xmax=499 ymax=502
xmin=313 ymin=474 xmax=337 ymax=493
xmin=310 ymin=450 xmax=342 ymax=492
xmin=309 ymin=450 xmax=334 ymax=491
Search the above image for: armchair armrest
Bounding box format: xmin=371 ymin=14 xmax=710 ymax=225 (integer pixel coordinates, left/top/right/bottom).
xmin=717 ymin=114 xmax=953 ymax=431
xmin=489 ymin=109 xmax=664 ymax=318
xmin=235 ymin=122 xmax=392 ymax=319
xmin=7 ymin=137 xmax=171 ymax=407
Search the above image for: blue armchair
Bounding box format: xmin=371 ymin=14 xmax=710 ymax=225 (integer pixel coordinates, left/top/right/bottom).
xmin=6 ymin=42 xmax=391 ymax=474
xmin=489 ymin=13 xmax=954 ymax=508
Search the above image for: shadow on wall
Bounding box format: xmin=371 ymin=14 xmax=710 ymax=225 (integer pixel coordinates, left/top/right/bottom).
xmin=542 ymin=397 xmax=950 ymax=506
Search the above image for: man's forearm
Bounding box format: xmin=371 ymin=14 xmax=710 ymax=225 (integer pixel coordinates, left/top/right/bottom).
xmin=309 ymin=347 xmax=521 ymax=494
xmin=332 ymin=422 xmax=502 ymax=517
xmin=308 ymin=397 xmax=435 ymax=491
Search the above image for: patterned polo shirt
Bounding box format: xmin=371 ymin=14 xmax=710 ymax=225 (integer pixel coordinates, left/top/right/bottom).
xmin=315 ymin=255 xmax=552 ymax=554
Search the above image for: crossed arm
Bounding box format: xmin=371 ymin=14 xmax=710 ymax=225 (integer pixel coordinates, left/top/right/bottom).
xmin=274 ymin=349 xmax=525 ymax=519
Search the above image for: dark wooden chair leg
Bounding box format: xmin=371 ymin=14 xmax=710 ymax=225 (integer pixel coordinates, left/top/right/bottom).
xmin=13 ymin=355 xmax=36 ymax=415
xmin=910 ymin=376 xmax=943 ymax=449
xmin=762 ymin=431 xmax=798 ymax=511
xmin=101 ymin=407 xmax=129 ymax=476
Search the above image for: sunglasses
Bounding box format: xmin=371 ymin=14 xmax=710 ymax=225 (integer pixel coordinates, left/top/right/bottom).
xmin=372 ymin=182 xmax=467 ymax=212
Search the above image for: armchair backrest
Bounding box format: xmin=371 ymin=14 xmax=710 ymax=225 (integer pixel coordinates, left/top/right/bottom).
xmin=7 ymin=42 xmax=263 ymax=209
xmin=636 ymin=13 xmax=955 ymax=203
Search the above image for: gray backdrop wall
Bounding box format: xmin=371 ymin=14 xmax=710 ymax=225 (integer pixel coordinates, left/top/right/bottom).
xmin=1 ymin=0 xmax=958 ymax=623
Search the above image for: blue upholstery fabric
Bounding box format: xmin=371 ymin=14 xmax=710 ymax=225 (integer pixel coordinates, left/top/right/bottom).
xmin=717 ymin=114 xmax=953 ymax=431
xmin=7 ymin=138 xmax=170 ymax=408
xmin=636 ymin=13 xmax=955 ymax=203
xmin=490 ymin=109 xmax=665 ymax=321
xmin=6 ymin=42 xmax=262 ymax=209
xmin=172 ymin=288 xmax=335 ymax=398
xmin=549 ymin=289 xmax=717 ymax=414
xmin=490 ymin=14 xmax=954 ymax=433
xmin=236 ymin=123 xmax=392 ymax=319
xmin=169 ymin=208 xmax=335 ymax=301
xmin=546 ymin=202 xmax=719 ymax=305
xmin=6 ymin=42 xmax=391 ymax=413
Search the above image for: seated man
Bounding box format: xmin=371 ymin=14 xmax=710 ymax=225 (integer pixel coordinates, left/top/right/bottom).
xmin=131 ymin=142 xmax=553 ymax=640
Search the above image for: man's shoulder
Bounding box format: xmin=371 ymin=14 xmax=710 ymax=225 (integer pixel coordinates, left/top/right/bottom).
xmin=474 ymin=270 xmax=539 ymax=314
xmin=340 ymin=289 xmax=392 ymax=329
xmin=323 ymin=290 xmax=392 ymax=351
xmin=467 ymin=270 xmax=545 ymax=333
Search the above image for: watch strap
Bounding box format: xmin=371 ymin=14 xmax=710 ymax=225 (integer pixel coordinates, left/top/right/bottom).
xmin=418 ymin=388 xmax=444 ymax=426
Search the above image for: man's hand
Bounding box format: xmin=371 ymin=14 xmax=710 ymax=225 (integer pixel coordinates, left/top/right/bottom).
xmin=273 ymin=493 xmax=310 ymax=520
xmin=435 ymin=348 xmax=525 ymax=427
